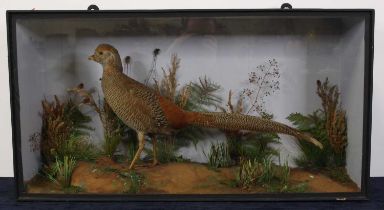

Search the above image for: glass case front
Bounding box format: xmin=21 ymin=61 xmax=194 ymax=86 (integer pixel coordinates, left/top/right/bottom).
xmin=7 ymin=10 xmax=373 ymax=200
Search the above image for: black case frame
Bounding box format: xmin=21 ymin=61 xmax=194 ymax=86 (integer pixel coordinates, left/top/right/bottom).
xmin=6 ymin=7 xmax=374 ymax=202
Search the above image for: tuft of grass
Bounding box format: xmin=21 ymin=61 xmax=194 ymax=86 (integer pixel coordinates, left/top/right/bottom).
xmin=102 ymin=133 xmax=122 ymax=158
xmin=237 ymin=156 xmax=308 ymax=193
xmin=144 ymin=137 xmax=190 ymax=164
xmin=157 ymin=138 xmax=177 ymax=163
xmin=237 ymin=158 xmax=263 ymax=188
xmin=280 ymin=160 xmax=290 ymax=187
xmin=44 ymin=156 xmax=77 ymax=189
xmin=203 ymin=142 xmax=232 ymax=169
xmin=258 ymin=156 xmax=274 ymax=184
xmin=126 ymin=171 xmax=142 ymax=194
xmin=55 ymin=133 xmax=100 ymax=162
xmin=156 ymin=138 xmax=178 ymax=163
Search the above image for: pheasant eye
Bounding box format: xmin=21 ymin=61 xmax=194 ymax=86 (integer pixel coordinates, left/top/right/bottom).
xmin=98 ymin=51 xmax=103 ymax=55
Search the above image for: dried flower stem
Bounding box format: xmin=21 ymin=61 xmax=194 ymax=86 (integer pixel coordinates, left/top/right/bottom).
xmin=242 ymin=59 xmax=280 ymax=116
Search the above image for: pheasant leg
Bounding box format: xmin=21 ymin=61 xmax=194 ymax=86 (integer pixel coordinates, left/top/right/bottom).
xmin=152 ymin=136 xmax=158 ymax=166
xmin=129 ymin=132 xmax=145 ymax=169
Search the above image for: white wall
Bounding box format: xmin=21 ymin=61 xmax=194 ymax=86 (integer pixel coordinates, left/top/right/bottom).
xmin=339 ymin=21 xmax=365 ymax=185
xmin=0 ymin=0 xmax=383 ymax=178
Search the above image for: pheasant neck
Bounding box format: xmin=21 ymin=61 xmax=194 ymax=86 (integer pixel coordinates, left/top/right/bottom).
xmin=102 ymin=63 xmax=123 ymax=75
xmin=102 ymin=60 xmax=123 ymax=72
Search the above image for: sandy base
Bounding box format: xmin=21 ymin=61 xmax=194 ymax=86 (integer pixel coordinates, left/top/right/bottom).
xmin=26 ymin=158 xmax=359 ymax=194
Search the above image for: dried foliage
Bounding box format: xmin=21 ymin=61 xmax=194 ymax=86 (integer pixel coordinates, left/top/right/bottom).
xmin=39 ymin=95 xmax=93 ymax=164
xmin=237 ymin=156 xmax=275 ymax=189
xmin=287 ymin=79 xmax=350 ymax=183
xmin=237 ymin=156 xmax=304 ymax=192
xmin=316 ymin=78 xmax=347 ymax=154
xmin=31 ymin=93 xmax=99 ymax=190
xmin=154 ymin=53 xmax=180 ymax=101
xmin=237 ymin=158 xmax=264 ymax=188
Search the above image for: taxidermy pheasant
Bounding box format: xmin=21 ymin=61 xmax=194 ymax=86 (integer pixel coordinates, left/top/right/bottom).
xmin=89 ymin=44 xmax=323 ymax=169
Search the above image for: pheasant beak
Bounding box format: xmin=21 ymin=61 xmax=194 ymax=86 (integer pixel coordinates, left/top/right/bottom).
xmin=88 ymin=55 xmax=95 ymax=61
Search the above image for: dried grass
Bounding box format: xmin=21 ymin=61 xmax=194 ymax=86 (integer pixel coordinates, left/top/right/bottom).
xmin=154 ymin=54 xmax=181 ymax=101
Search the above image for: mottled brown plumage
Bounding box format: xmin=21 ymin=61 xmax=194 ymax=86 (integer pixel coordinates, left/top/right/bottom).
xmin=89 ymin=44 xmax=323 ymax=169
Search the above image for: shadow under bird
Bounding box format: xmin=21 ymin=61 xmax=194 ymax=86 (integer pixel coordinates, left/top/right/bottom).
xmin=88 ymin=43 xmax=323 ymax=169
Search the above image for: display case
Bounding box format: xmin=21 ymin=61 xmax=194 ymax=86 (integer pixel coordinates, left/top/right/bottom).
xmin=7 ymin=5 xmax=374 ymax=201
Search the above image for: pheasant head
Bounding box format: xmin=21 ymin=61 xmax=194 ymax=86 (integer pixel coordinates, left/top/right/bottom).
xmin=89 ymin=44 xmax=123 ymax=71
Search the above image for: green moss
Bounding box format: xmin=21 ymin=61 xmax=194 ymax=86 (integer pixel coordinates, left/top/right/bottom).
xmin=324 ymin=167 xmax=354 ymax=184
xmin=267 ymin=181 xmax=309 ymax=193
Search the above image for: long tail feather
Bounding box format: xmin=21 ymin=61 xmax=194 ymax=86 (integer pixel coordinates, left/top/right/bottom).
xmin=185 ymin=112 xmax=323 ymax=149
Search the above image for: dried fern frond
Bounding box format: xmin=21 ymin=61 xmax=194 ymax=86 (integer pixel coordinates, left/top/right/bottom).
xmin=316 ymin=78 xmax=347 ymax=154
xmin=39 ymin=94 xmax=92 ymax=164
